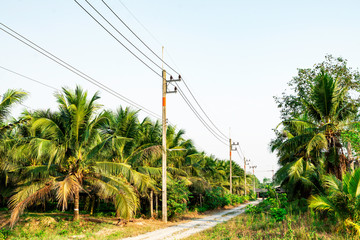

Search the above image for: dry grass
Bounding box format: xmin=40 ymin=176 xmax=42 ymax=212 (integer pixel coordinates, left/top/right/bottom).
xmin=185 ymin=212 xmax=358 ymax=240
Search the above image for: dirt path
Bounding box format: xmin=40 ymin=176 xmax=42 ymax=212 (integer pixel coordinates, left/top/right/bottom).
xmin=120 ymin=200 xmax=261 ymax=240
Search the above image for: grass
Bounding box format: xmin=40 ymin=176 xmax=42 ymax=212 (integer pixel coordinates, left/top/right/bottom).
xmin=0 ymin=210 xmax=173 ymax=240
xmin=185 ymin=211 xmax=359 ymax=240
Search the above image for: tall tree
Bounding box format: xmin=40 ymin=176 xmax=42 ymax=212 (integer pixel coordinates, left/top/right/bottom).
xmin=8 ymin=87 xmax=148 ymax=227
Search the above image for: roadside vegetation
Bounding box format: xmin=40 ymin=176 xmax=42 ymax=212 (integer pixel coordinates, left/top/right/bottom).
xmin=188 ymin=55 xmax=360 ymax=239
xmin=0 ymin=85 xmax=258 ymax=239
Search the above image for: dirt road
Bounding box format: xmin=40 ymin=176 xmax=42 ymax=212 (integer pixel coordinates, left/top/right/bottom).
xmin=121 ymin=200 xmax=261 ymax=240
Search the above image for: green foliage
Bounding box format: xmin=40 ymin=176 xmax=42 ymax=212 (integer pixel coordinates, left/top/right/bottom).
xmin=341 ymin=122 xmax=360 ymax=156
xmin=309 ymin=168 xmax=360 ymax=235
xmin=270 ymin=207 xmax=287 ymax=222
xmin=246 ymin=187 xmax=288 ymax=222
xmin=0 ymin=228 xmax=10 ymax=240
xmin=167 ymin=179 xmax=190 ymax=218
xmin=227 ymin=194 xmax=248 ymax=205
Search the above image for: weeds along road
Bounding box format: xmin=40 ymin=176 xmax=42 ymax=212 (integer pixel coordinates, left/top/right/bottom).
xmin=120 ymin=200 xmax=262 ymax=240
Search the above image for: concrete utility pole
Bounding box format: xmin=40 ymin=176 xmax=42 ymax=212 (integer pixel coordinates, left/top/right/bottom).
xmin=229 ymin=138 xmax=239 ymax=194
xmin=161 ymin=47 xmax=181 ymax=223
xmin=249 ymin=165 xmax=257 ymax=193
xmin=244 ymin=158 xmax=250 ymax=195
xmin=161 ymin=67 xmax=167 ymax=222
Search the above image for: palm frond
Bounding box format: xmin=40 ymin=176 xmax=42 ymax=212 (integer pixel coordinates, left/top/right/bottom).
xmin=9 ymin=179 xmax=54 ymax=228
xmin=54 ymin=175 xmax=81 ymax=211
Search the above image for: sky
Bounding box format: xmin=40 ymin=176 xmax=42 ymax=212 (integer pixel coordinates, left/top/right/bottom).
xmin=1 ymin=0 xmax=360 ymax=181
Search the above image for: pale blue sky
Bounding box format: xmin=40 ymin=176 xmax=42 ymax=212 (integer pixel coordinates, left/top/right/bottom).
xmin=1 ymin=0 xmax=360 ymax=181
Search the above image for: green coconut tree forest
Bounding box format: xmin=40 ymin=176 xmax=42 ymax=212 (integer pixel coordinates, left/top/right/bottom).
xmin=0 ymin=86 xmax=256 ymax=229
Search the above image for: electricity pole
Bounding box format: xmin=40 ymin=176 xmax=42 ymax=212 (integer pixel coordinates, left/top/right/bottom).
xmin=244 ymin=158 xmax=250 ymax=195
xmin=161 ymin=67 xmax=167 ymax=222
xmin=249 ymin=165 xmax=257 ymax=193
xmin=229 ymin=139 xmax=239 ymax=194
xmin=161 ymin=47 xmax=181 ymax=223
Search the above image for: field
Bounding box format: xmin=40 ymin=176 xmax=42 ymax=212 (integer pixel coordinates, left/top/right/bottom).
xmin=186 ymin=211 xmax=356 ymax=240
xmin=0 ymin=210 xmax=173 ymax=240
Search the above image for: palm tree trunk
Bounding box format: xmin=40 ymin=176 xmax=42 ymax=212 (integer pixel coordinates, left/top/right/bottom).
xmin=150 ymin=190 xmax=154 ymax=218
xmin=155 ymin=194 xmax=158 ymax=218
xmin=90 ymin=196 xmax=95 ymax=216
xmin=74 ymin=186 xmax=80 ymax=221
xmin=347 ymin=142 xmax=354 ymax=171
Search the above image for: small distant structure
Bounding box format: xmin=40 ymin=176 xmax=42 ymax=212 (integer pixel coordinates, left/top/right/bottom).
xmin=256 ymin=188 xmax=267 ymax=198
xmin=274 ymin=185 xmax=285 ymax=194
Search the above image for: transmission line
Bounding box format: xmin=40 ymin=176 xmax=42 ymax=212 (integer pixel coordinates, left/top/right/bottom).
xmin=73 ymin=0 xmax=162 ymax=77
xmin=74 ymin=1 xmax=229 ymax=144
xmin=0 ymin=66 xmax=58 ymax=91
xmin=82 ymin=0 xmax=163 ymax=72
xmin=101 ymin=0 xmax=229 ymax=140
xmin=175 ymin=84 xmax=228 ymax=146
xmin=0 ymin=23 xmax=161 ymax=119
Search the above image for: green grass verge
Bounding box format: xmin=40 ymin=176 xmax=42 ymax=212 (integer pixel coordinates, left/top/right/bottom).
xmin=185 ymin=211 xmax=358 ymax=240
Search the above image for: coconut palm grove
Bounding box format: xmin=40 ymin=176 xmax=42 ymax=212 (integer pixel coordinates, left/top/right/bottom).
xmin=2 ymin=56 xmax=360 ymax=239
xmin=2 ymin=1 xmax=360 ymax=239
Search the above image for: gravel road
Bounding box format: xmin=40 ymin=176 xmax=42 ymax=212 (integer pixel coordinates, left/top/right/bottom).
xmin=120 ymin=200 xmax=261 ymax=240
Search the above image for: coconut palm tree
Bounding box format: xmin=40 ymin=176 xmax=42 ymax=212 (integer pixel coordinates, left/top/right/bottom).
xmin=309 ymin=168 xmax=360 ymax=234
xmin=0 ymin=89 xmax=27 ymax=207
xmin=272 ymin=71 xmax=357 ymax=189
xmin=8 ymin=86 xmax=149 ymax=227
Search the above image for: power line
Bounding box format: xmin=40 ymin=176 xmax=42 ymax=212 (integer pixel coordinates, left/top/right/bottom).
xmin=104 ymin=0 xmax=229 ymax=140
xmin=0 ymin=23 xmax=161 ymax=119
xmin=82 ymin=0 xmax=164 ymax=72
xmin=175 ymin=84 xmax=228 ymax=146
xmin=236 ymin=148 xmax=243 ymax=159
xmin=0 ymin=66 xmax=58 ymax=91
xmin=75 ymin=1 xmax=229 ymax=145
xmin=175 ymin=82 xmax=228 ymax=142
xmin=73 ymin=0 xmax=162 ymax=77
xmin=101 ymin=0 xmax=178 ymax=76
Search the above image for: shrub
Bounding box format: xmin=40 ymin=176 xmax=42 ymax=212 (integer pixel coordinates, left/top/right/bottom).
xmin=167 ymin=179 xmax=190 ymax=218
xmin=270 ymin=207 xmax=287 ymax=222
xmin=246 ymin=187 xmax=288 ymax=222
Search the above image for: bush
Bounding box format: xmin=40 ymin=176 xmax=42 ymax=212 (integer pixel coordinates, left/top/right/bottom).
xmin=270 ymin=207 xmax=287 ymax=222
xmin=202 ymin=187 xmax=236 ymax=210
xmin=167 ymin=179 xmax=190 ymax=218
xmin=246 ymin=187 xmax=288 ymax=222
xmin=0 ymin=228 xmax=10 ymax=240
xmin=245 ymin=204 xmax=261 ymax=214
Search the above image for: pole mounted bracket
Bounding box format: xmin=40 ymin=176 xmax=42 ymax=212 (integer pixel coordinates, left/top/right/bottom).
xmin=231 ymin=142 xmax=239 ymax=151
xmin=166 ymin=75 xmax=181 ymax=94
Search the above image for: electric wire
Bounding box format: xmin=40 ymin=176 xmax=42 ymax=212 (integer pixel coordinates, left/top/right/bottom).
xmin=73 ymin=0 xmax=161 ymax=77
xmin=0 ymin=23 xmax=161 ymax=119
xmin=0 ymin=66 xmax=58 ymax=91
xmin=102 ymin=0 xmax=229 ymax=140
xmin=175 ymin=84 xmax=228 ymax=146
xmin=176 ymin=83 xmax=228 ymax=143
xmin=101 ymin=0 xmax=179 ymax=76
xmin=83 ymin=0 xmax=163 ymax=72
xmin=236 ymin=148 xmax=244 ymax=159
xmin=76 ymin=1 xmax=229 ymax=145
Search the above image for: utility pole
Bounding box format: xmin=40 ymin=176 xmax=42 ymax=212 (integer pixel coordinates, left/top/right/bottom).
xmin=161 ymin=47 xmax=181 ymax=223
xmin=161 ymin=66 xmax=167 ymax=222
xmin=249 ymin=165 xmax=257 ymax=193
xmin=244 ymin=158 xmax=250 ymax=195
xmin=229 ymin=138 xmax=239 ymax=194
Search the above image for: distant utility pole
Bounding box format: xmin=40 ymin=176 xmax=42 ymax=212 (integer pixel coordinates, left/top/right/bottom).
xmin=249 ymin=165 xmax=257 ymax=193
xmin=162 ymin=47 xmax=181 ymax=223
xmin=244 ymin=158 xmax=250 ymax=195
xmin=229 ymin=138 xmax=239 ymax=194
